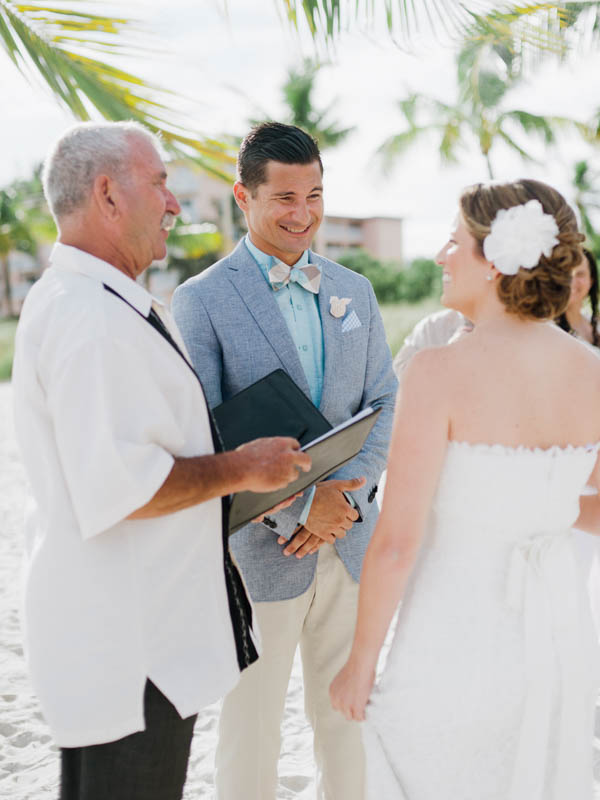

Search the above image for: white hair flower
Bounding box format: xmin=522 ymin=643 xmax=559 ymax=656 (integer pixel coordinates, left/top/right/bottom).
xmin=483 ymin=199 xmax=559 ymax=276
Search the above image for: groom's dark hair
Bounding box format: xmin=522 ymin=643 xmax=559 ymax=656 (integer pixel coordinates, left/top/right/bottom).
xmin=237 ymin=122 xmax=322 ymax=195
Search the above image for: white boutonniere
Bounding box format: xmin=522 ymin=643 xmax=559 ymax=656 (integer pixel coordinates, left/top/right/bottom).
xmin=329 ymin=296 xmax=352 ymax=318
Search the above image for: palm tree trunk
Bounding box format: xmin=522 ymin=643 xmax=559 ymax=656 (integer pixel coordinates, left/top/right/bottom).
xmin=0 ymin=254 xmax=13 ymax=317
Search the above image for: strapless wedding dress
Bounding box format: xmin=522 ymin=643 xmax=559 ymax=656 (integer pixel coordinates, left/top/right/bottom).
xmin=364 ymin=441 xmax=600 ymax=800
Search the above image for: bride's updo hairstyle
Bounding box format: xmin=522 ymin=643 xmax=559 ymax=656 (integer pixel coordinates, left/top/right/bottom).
xmin=459 ymin=179 xmax=584 ymax=320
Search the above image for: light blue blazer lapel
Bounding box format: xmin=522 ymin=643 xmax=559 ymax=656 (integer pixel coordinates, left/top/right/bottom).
xmin=226 ymin=242 xmax=311 ymax=398
xmin=315 ymin=259 xmax=346 ymax=415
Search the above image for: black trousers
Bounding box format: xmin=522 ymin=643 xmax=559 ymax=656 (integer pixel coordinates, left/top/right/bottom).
xmin=60 ymin=681 xmax=197 ymax=800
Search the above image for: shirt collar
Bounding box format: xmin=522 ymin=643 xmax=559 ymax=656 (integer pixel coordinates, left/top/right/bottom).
xmin=245 ymin=234 xmax=311 ymax=284
xmin=49 ymin=242 xmax=163 ymax=317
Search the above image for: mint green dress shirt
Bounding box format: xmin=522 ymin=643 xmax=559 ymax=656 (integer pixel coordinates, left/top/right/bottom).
xmin=245 ymin=234 xmax=324 ymax=525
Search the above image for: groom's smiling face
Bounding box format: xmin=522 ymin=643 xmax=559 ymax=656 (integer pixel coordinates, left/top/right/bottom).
xmin=234 ymin=160 xmax=324 ymax=266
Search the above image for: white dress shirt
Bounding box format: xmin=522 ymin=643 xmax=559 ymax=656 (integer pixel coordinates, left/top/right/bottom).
xmin=12 ymin=243 xmax=241 ymax=747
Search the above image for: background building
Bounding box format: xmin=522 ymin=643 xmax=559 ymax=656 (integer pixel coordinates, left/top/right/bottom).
xmin=314 ymin=215 xmax=403 ymax=265
xmin=1 ymin=164 xmax=404 ymax=314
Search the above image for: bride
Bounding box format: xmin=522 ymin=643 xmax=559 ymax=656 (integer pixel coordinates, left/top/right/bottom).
xmin=330 ymin=179 xmax=600 ymax=799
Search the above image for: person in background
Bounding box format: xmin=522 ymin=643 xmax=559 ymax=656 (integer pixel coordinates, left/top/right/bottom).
xmin=392 ymin=308 xmax=471 ymax=378
xmin=556 ymin=247 xmax=599 ymax=348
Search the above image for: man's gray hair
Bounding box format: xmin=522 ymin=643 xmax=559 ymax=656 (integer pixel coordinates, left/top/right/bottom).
xmin=42 ymin=121 xmax=162 ymax=220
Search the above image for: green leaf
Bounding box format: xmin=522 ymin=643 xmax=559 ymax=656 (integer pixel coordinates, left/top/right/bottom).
xmin=504 ymin=109 xmax=555 ymax=142
xmin=478 ymin=69 xmax=508 ymax=107
xmin=439 ymin=120 xmax=462 ymax=162
xmin=0 ymin=1 xmax=235 ymax=177
xmin=278 ymin=0 xmax=598 ymax=50
xmin=496 ymin=128 xmax=537 ymax=161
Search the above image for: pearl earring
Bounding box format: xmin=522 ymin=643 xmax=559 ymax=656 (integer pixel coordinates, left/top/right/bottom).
xmin=486 ymin=274 xmax=493 ymax=282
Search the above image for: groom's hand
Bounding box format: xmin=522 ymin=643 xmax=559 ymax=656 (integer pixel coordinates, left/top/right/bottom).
xmin=304 ymin=477 xmax=366 ymax=539
xmin=279 ymin=526 xmax=332 ymax=558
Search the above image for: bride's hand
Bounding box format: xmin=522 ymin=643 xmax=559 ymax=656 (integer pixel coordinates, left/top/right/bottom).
xmin=329 ymin=660 xmax=375 ymax=722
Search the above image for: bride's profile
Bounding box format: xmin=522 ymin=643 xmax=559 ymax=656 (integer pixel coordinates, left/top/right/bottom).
xmin=330 ymin=179 xmax=600 ymax=799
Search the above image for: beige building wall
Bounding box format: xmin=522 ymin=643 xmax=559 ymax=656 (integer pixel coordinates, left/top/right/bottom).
xmin=167 ymin=163 xmax=239 ymax=249
xmin=314 ymin=215 xmax=403 ymax=265
xmin=360 ymin=217 xmax=403 ymax=263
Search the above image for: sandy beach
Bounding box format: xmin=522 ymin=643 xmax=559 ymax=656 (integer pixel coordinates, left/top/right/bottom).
xmin=0 ymin=380 xmax=315 ymax=799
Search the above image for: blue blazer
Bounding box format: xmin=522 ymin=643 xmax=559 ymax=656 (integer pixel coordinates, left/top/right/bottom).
xmin=172 ymin=240 xmax=398 ymax=602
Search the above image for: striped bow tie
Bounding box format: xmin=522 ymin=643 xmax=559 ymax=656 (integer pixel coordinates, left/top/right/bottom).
xmin=268 ymin=260 xmax=322 ymax=294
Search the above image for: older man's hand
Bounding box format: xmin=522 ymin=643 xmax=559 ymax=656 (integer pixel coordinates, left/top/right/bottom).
xmin=236 ymin=437 xmax=311 ymax=493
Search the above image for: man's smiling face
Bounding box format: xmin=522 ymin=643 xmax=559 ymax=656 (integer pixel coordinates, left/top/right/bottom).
xmin=234 ymin=160 xmax=324 ymax=265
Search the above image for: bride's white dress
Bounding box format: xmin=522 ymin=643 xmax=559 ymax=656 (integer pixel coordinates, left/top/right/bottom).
xmin=364 ymin=441 xmax=600 ymax=800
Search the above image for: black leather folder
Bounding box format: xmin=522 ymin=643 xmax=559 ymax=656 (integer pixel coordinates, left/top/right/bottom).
xmin=212 ymin=368 xmax=331 ymax=451
xmin=212 ymin=370 xmax=381 ymax=534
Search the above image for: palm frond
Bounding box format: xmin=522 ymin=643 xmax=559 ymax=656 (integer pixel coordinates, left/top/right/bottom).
xmin=378 ymin=128 xmax=430 ymax=164
xmin=438 ymin=121 xmax=463 ymax=162
xmin=502 ymin=108 xmax=594 ymax=141
xmin=496 ymin=128 xmax=538 ymax=160
xmin=278 ymin=0 xmax=597 ymax=50
xmin=279 ymin=0 xmax=484 ymax=43
xmin=0 ymin=2 xmax=236 ymax=179
xmin=502 ymin=109 xmax=556 ymax=142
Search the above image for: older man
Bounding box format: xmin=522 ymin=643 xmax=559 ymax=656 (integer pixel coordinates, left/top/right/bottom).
xmin=11 ymin=121 xmax=310 ymax=800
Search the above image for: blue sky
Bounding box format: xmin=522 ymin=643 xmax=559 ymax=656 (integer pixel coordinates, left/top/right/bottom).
xmin=2 ymin=0 xmax=599 ymax=258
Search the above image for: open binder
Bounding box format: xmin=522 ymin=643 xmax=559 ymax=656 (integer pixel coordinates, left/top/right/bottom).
xmin=212 ymin=370 xmax=381 ymax=534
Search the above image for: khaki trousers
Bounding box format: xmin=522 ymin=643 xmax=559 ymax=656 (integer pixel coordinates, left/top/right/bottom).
xmin=215 ymin=544 xmax=365 ymax=800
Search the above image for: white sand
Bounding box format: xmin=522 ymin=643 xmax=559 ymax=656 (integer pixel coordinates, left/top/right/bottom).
xmin=0 ymin=381 xmax=315 ymax=799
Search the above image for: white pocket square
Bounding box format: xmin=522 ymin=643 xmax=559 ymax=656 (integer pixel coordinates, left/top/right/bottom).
xmin=341 ymin=309 xmax=362 ymax=333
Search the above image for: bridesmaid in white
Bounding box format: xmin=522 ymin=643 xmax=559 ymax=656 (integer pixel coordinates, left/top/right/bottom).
xmin=330 ymin=179 xmax=600 ymax=800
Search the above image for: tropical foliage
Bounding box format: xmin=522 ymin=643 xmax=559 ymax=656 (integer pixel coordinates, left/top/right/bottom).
xmin=378 ymin=15 xmax=598 ymax=180
xmin=573 ymin=159 xmax=600 ymax=256
xmin=0 ymin=189 xmax=35 ymax=317
xmin=279 ymin=59 xmax=354 ymax=149
xmin=2 ymin=2 xmax=598 ymax=181
xmin=249 ymin=58 xmax=353 ymax=149
xmin=281 ymin=1 xmax=600 ymax=52
xmin=0 ymin=318 xmax=17 ymax=380
xmin=337 ymin=249 xmax=440 ymax=304
xmin=0 ymin=168 xmax=55 ymax=317
xmin=165 ymin=220 xmax=224 ymax=283
xmin=0 ymin=1 xmax=236 ymax=178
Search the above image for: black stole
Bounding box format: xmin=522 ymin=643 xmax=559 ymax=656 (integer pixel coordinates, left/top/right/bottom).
xmin=103 ymin=284 xmax=258 ymax=671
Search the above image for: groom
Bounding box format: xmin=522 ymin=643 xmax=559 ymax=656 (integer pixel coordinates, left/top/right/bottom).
xmin=172 ymin=122 xmax=397 ymax=800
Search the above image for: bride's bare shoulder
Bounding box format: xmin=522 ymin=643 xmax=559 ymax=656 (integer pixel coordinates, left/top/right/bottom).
xmin=400 ymin=344 xmax=458 ymax=393
xmin=547 ymin=323 xmax=600 ymax=372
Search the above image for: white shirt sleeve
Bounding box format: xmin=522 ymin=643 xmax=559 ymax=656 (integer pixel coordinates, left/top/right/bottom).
xmin=393 ymin=310 xmax=466 ymax=378
xmin=46 ymin=336 xmax=176 ymax=539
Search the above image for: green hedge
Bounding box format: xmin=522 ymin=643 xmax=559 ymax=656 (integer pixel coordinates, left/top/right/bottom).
xmin=380 ymin=297 xmax=442 ymax=356
xmin=338 ymin=249 xmax=442 ymax=305
xmin=0 ymin=319 xmax=17 ymax=381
